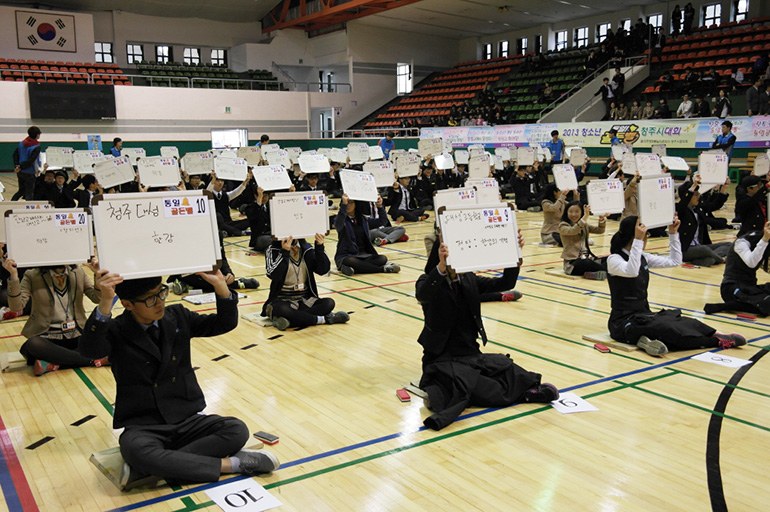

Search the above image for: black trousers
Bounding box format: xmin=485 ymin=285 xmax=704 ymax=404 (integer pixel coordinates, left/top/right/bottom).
xmin=120 ymin=414 xmax=249 ymax=483
xmin=609 ymin=309 xmax=718 ymax=350
xmin=267 ymin=297 xmax=335 ymax=327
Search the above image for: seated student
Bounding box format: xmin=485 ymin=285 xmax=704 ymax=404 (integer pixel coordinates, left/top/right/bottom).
xmin=335 ymin=194 xmax=400 ymax=276
xmin=608 ymin=215 xmax=746 ymax=355
xmin=641 ymin=100 xmax=655 ymax=120
xmin=540 ymin=183 xmax=568 ymax=246
xmin=208 ymin=171 xmax=252 ymax=237
xmin=415 ymin=165 xmax=438 ymax=209
xmin=321 ymin=161 xmax=343 ymax=198
xmin=366 ymin=195 xmax=408 ymax=246
xmin=621 ymin=171 xmax=639 ymax=220
xmin=33 ymin=167 xmax=55 ymax=200
xmin=3 ymin=257 xmax=107 ymax=376
xmin=43 ymin=171 xmax=78 ymax=208
xmin=736 ymin=175 xmax=768 ymax=236
xmin=559 ymin=202 xmax=607 ymax=279
xmin=245 ymin=186 xmax=275 ymax=252
xmin=677 ymin=175 xmax=731 ymax=266
xmin=69 ymin=173 xmax=102 ymax=208
xmin=297 ymin=172 xmax=324 ymax=193
xmin=510 ymin=163 xmax=542 ymax=212
xmin=80 ymin=270 xmax=279 ymax=489
xmin=263 ymin=234 xmax=349 ymax=331
xmin=706 ymin=222 xmax=770 ymax=315
xmin=388 ymin=176 xmax=428 ymax=222
xmin=169 ymin=234 xmax=258 ymax=295
xmin=415 ymin=238 xmax=558 ymax=431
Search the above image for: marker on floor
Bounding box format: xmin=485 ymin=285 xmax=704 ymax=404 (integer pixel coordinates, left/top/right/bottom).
xmin=71 ymin=415 xmax=96 ymax=427
xmin=212 ymin=354 xmax=229 ymax=361
xmin=241 ymin=343 xmax=258 ymax=350
xmin=26 ymin=436 xmax=54 ymax=450
xmin=267 ymin=334 xmax=283 ymax=340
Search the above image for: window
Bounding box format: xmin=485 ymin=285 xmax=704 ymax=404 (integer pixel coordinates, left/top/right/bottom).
xmin=183 ymin=48 xmax=200 ymax=65
xmin=555 ymin=30 xmax=568 ymax=51
xmin=733 ymin=0 xmax=749 ymax=22
xmin=704 ymin=3 xmax=722 ymax=26
xmin=620 ymin=19 xmax=631 ymax=32
xmin=211 ymin=49 xmax=227 ymax=67
xmin=94 ymin=42 xmax=113 ymax=63
xmin=155 ymin=45 xmax=171 ymax=64
xmin=648 ymin=14 xmax=663 ymax=31
xmin=596 ymin=22 xmax=610 ymax=43
xmin=126 ymin=44 xmax=143 ymax=64
xmin=484 ymin=43 xmax=492 ymax=60
xmin=574 ymin=27 xmax=588 ymax=48
xmin=516 ymin=37 xmax=528 ymax=55
xmin=397 ymin=63 xmax=412 ymax=95
xmin=498 ymin=40 xmax=509 ymax=58
xmin=535 ymin=35 xmax=543 ymax=54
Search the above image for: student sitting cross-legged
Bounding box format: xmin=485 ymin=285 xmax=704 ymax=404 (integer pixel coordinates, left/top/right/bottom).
xmin=3 ymin=257 xmax=108 ymax=376
xmin=79 ymin=269 xmax=279 ymax=490
xmin=415 ymin=237 xmax=558 ymax=431
xmin=559 ymin=202 xmax=608 ymax=279
xmin=335 ymin=194 xmax=400 ymax=276
xmin=263 ymin=234 xmax=349 ymax=331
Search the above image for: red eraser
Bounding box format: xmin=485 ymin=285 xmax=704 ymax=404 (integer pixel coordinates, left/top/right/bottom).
xmin=593 ymin=343 xmax=610 ymax=353
xmin=737 ymin=313 xmax=757 ymax=320
xmin=396 ymin=389 xmax=411 ymax=402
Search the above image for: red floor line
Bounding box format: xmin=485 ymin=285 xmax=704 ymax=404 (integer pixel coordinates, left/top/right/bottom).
xmin=0 ymin=414 xmax=39 ymax=511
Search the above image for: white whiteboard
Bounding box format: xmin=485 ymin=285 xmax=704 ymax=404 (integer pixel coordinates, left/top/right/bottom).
xmin=263 ymin=149 xmax=291 ymax=169
xmin=95 ymin=156 xmax=135 ymax=189
xmin=72 ymin=150 xmax=106 ymax=174
xmin=466 ymin=178 xmax=500 ymax=204
xmin=92 ymin=191 xmax=219 ymax=279
xmin=494 ymin=155 xmax=504 ymax=171
xmin=388 ymin=149 xmax=407 ymax=162
xmin=638 ymin=174 xmax=675 ymax=229
xmin=260 ymin=143 xmax=280 ymax=153
xmin=299 ymin=154 xmax=330 ymax=174
xmin=6 ymin=209 xmax=92 ymax=267
xmin=660 ymin=156 xmax=689 ymax=172
xmin=537 ymin=146 xmax=551 ymax=163
xmin=138 ymin=157 xmax=181 ymax=188
xmin=754 ymin=154 xmax=770 ymax=177
xmin=285 ymin=147 xmax=302 ymax=164
xmin=468 ymin=147 xmax=485 ymax=160
xmin=698 ymin=152 xmax=729 ymax=185
xmin=570 ymin=148 xmax=587 ymax=167
xmin=438 ymin=203 xmax=521 ymax=273
xmin=418 ymin=138 xmax=443 ymax=158
xmin=45 ymin=147 xmax=74 ymax=168
xmin=237 ymin=146 xmax=262 ymax=165
xmin=433 ymin=187 xmax=477 ymax=212
xmin=339 ymin=170 xmax=378 ymax=202
xmin=363 ymin=161 xmax=395 ymax=187
xmin=622 ymin=152 xmax=637 ymax=174
xmin=651 ymin=144 xmax=667 ymax=157
xmin=434 ymin=153 xmax=454 ymax=170
xmin=552 ymin=164 xmax=579 ymax=191
xmin=212 ymin=149 xmax=237 ymax=158
xmin=495 ymin=147 xmax=511 ymax=161
xmin=0 ymin=201 xmax=53 ymax=243
xmin=469 ymin=155 xmax=491 ymax=179
xmin=329 ymin=148 xmax=347 ymax=163
xmin=214 ymin=157 xmax=248 ymax=181
xmin=518 ymin=147 xmax=535 ymax=166
xmin=612 ymin=145 xmax=629 ymax=161
xmin=395 ymin=154 xmax=420 ymax=178
xmin=269 ymin=191 xmax=330 ymax=239
xmin=587 ymin=179 xmax=625 ymax=215
xmin=347 ymin=143 xmax=370 ymax=164
xmin=368 ymin=145 xmax=384 ymax=161
xmin=160 ymin=146 xmax=180 ymax=159
xmin=455 ymin=150 xmax=469 ymax=165
xmin=181 ymin=152 xmax=214 ymax=175
xmin=252 ymin=165 xmax=292 ymax=191
xmin=121 ymin=148 xmax=146 ymax=165
xmin=635 ymin=153 xmax=662 ymax=177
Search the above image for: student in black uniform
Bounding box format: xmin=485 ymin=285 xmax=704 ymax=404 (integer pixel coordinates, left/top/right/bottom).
xmin=245 ymin=186 xmax=273 ymax=252
xmin=607 ymin=215 xmax=746 ymax=355
xmin=335 ymin=194 xmax=400 ymax=275
xmin=676 ymin=175 xmax=731 ymax=266
xmin=208 ymin=171 xmax=252 ymax=237
xmin=415 ymin=238 xmax=557 ymax=431
xmin=389 ymin=176 xmax=428 ymax=222
xmin=263 ymin=234 xmax=349 ymax=331
xmin=509 ymin=164 xmax=542 ymax=211
xmin=705 ymin=222 xmax=770 ymax=316
xmin=735 ymin=175 xmax=768 ymax=236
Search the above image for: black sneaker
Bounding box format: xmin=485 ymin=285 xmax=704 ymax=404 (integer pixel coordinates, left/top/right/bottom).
xmin=716 ymin=333 xmax=747 ymax=349
xmin=339 ymin=264 xmax=355 ymax=276
xmin=325 ymin=311 xmax=350 ymax=325
xmin=524 ymin=383 xmax=559 ymax=403
xmin=239 ymin=278 xmax=259 ymax=289
xmin=119 ymin=462 xmax=161 ymax=492
xmin=237 ymin=449 xmax=280 ymax=475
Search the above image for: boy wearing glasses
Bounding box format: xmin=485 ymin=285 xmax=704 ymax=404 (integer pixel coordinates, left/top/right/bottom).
xmin=79 ymin=269 xmax=278 ymax=490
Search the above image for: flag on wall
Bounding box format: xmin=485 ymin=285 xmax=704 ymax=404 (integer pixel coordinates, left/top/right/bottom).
xmin=16 ymin=10 xmax=77 ymax=52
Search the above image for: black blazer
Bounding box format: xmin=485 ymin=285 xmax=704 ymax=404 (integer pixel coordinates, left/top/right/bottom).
xmin=676 ymin=185 xmax=727 ymax=249
xmin=387 ymin=184 xmax=418 ymax=218
xmin=79 ymin=296 xmax=238 ymax=428
xmin=262 ymin=240 xmax=330 ymax=315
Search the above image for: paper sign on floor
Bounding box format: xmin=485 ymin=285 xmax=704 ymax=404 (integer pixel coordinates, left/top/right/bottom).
xmin=550 ymin=392 xmax=599 ymax=414
xmin=691 ymin=352 xmax=753 ymax=368
xmin=205 ymin=478 xmax=282 ymax=512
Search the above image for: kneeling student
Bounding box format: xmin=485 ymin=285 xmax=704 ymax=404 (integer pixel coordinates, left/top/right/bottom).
xmin=80 ymin=269 xmax=279 ymax=489
xmin=264 ymin=234 xmax=349 ymax=331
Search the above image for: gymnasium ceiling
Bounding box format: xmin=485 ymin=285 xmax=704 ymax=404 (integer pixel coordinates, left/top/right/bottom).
xmin=4 ymin=0 xmax=664 ymax=37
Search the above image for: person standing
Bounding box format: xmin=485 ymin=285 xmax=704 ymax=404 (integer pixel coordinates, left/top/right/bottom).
xmin=611 ymin=67 xmax=625 ymax=102
xmin=110 ymin=137 xmax=123 ymax=158
xmin=746 ymin=78 xmax=762 ymax=116
xmin=683 ymin=3 xmax=695 ymax=35
xmin=594 ymin=78 xmax=615 ymax=121
xmin=712 ymin=120 xmax=736 ymax=160
xmin=545 ymin=130 xmax=565 ymax=165
xmin=12 ymin=126 xmax=42 ymax=201
xmin=671 ymin=5 xmax=682 ymax=36
xmin=378 ymin=132 xmax=396 ymax=160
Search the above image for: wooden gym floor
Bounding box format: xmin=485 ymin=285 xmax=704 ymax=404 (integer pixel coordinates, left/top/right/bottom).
xmin=0 ymin=173 xmax=768 ymax=512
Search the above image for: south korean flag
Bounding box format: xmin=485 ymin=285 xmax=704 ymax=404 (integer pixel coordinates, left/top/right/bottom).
xmin=16 ymin=10 xmax=76 ymax=52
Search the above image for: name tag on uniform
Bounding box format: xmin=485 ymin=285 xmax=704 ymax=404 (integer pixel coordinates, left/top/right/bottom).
xmin=293 ymin=283 xmax=305 ymax=291
xmin=62 ymin=321 xmax=76 ymax=331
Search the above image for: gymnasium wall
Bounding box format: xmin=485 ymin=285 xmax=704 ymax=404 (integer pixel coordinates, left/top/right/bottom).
xmin=0 ymin=6 xmax=95 ymax=63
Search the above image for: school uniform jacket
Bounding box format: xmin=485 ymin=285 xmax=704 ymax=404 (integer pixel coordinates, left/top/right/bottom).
xmin=676 ymin=186 xmax=727 ymax=249
xmin=387 ymin=184 xmax=418 ymax=218
xmin=334 ymin=210 xmax=378 ymax=266
xmin=559 ymin=219 xmax=606 ymax=261
xmin=8 ymin=267 xmax=101 ymax=339
xmin=262 ymin=240 xmax=330 ymax=315
xmin=79 ymin=294 xmax=238 ymax=428
xmin=736 ymin=187 xmax=768 ymax=236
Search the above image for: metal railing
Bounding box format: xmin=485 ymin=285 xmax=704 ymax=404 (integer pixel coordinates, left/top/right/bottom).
xmin=310 ymin=128 xmax=420 ymax=139
xmin=0 ymin=68 xmax=121 ymax=84
xmin=571 ymin=55 xmax=648 ymax=120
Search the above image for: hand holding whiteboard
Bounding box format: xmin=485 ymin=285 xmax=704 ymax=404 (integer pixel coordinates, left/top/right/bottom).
xmin=299 ymin=154 xmax=330 ymax=174
xmin=569 ymin=148 xmax=587 ymax=167
xmin=252 ymin=165 xmax=292 ymax=191
xmin=214 ymin=157 xmax=248 ymax=181
xmin=95 ymin=156 xmax=136 ymax=189
xmin=433 ymin=187 xmax=477 ymax=212
xmin=587 ymin=179 xmax=625 ymax=215
xmin=269 ymin=191 xmax=330 ymax=239
xmin=698 ymin=152 xmax=729 ymax=185
xmin=418 ymin=138 xmax=443 ymax=158
xmin=138 ymin=157 xmax=181 ymax=188
xmin=182 ymin=152 xmax=215 ymax=175
xmin=285 ymin=147 xmax=302 ymax=164
xmin=45 ymin=147 xmax=75 ymax=168
xmin=433 ymin=153 xmax=454 ymax=170
xmin=638 ymin=174 xmax=675 ymax=229
xmin=121 ymin=148 xmax=146 ymax=165
xmin=347 ymin=143 xmax=369 ymax=164
xmin=339 ymin=170 xmax=378 ymax=202
xmin=466 ymin=178 xmax=500 ymax=204
xmin=396 ymin=154 xmax=420 ymax=178
xmin=237 ymin=146 xmax=262 ymax=165
xmin=635 ymin=153 xmax=662 ymax=177
xmin=660 ymin=156 xmax=689 ymax=172
xmin=552 ymin=164 xmax=579 ymax=191
xmin=72 ymin=150 xmax=106 ymax=174
xmin=363 ymin=161 xmax=395 ymax=187
xmin=6 ymin=209 xmax=93 ymax=267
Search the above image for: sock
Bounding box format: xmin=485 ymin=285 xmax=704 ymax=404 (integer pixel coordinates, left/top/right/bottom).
xmin=229 ymin=456 xmax=240 ymax=473
xmin=317 ymin=316 xmax=326 ymax=325
xmin=237 ymin=280 xmax=246 ymax=289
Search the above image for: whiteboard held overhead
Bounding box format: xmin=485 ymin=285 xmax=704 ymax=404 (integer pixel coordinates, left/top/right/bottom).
xmin=754 ymin=153 xmax=770 ymax=177
xmin=635 ymin=153 xmax=662 ymax=177
xmin=72 ymin=150 xmax=106 ymax=174
xmin=651 ymin=144 xmax=667 ymax=157
xmin=368 ymin=145 xmax=384 ymax=161
xmin=437 ymin=204 xmax=521 ymax=274
xmin=660 ymin=156 xmax=689 ymax=172
xmin=329 ymin=147 xmax=347 ymax=164
xmin=466 ymin=178 xmax=500 ymax=205
xmin=92 ymin=191 xmax=220 ymax=279
xmin=586 ymin=179 xmax=625 ymax=215
xmin=433 ymin=187 xmax=477 ymax=213
xmin=285 ymin=147 xmax=302 ymax=164
xmin=138 ymin=157 xmax=181 ymax=188
xmin=552 ymin=164 xmax=579 ymax=192
xmin=237 ymin=146 xmax=262 ymax=165
xmin=339 ymin=170 xmax=378 ymax=202
xmin=214 ymin=157 xmax=248 ymax=182
xmin=621 ymin=152 xmax=637 ymax=174
xmin=6 ymin=209 xmax=93 ymax=268
xmin=269 ymin=191 xmax=330 ymax=239
xmin=698 ymin=152 xmax=729 ymax=185
xmin=468 ymin=155 xmax=491 ymax=179
xmin=455 ymin=150 xmax=470 ymax=165
xmin=395 ymin=154 xmax=420 ymax=178
xmin=638 ymin=174 xmax=675 ymax=229
xmin=518 ymin=147 xmax=536 ymax=166
xmin=120 ymin=147 xmax=146 ymax=165
xmin=252 ymin=165 xmax=292 ymax=191
xmin=347 ymin=143 xmax=370 ymax=164
xmin=262 ymin=149 xmax=292 ymax=169
xmin=433 ymin=153 xmax=455 ymax=171
xmin=418 ymin=138 xmax=443 ymax=158
xmin=0 ymin=201 xmax=53 ymax=243
xmin=495 ymin=147 xmax=511 ymax=161
xmin=45 ymin=147 xmax=74 ymax=169
xmin=94 ymin=156 xmax=136 ymax=190
xmin=569 ymin=148 xmax=587 ymax=167
xmin=160 ymin=146 xmax=180 ymax=159
xmin=363 ymin=161 xmax=396 ymax=188
xmin=299 ymin=154 xmax=330 ymax=174
xmin=182 ymin=152 xmax=215 ymax=175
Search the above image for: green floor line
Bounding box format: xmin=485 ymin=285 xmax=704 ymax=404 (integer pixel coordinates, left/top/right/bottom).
xmin=74 ymin=368 xmax=114 ymax=416
xmin=666 ymin=367 xmax=770 ymax=399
